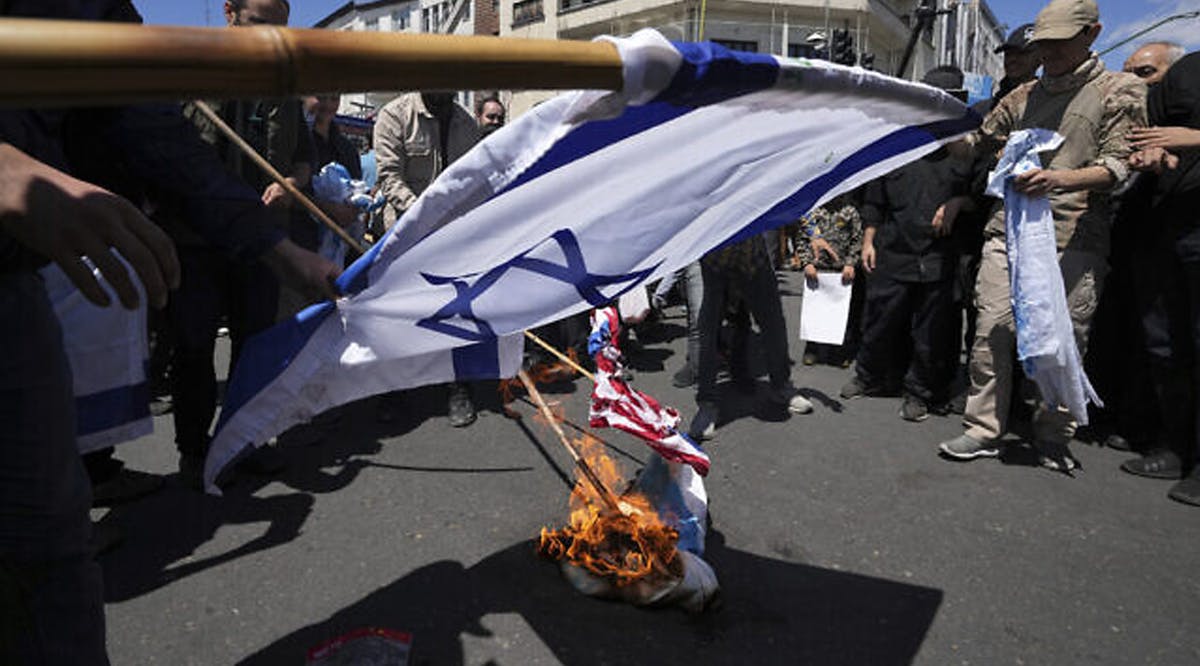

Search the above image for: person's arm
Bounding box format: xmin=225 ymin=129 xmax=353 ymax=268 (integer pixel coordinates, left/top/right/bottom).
xmin=0 ymin=141 xmax=179 ymax=309
xmin=262 ymin=101 xmax=314 ymax=208
xmin=110 ymin=104 xmax=340 ymax=300
xmin=373 ymin=103 xmax=419 ymax=227
xmin=1128 ymin=126 xmax=1200 ymax=152
xmin=1012 ymin=166 xmax=1116 ymax=196
xmin=1023 ymin=76 xmax=1147 ymax=197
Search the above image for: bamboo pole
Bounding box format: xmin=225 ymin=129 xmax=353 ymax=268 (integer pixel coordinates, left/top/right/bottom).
xmin=191 ymin=99 xmax=367 ymax=254
xmin=517 ymin=370 xmax=621 ymax=514
xmin=0 ymin=18 xmax=623 ymax=107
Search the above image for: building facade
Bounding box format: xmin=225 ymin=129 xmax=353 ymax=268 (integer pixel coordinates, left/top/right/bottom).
xmin=314 ymin=0 xmax=481 ymax=118
xmin=502 ymin=0 xmax=1005 ymax=115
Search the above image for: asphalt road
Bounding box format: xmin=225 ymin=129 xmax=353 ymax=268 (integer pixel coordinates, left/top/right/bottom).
xmin=100 ymin=272 xmax=1200 ymax=665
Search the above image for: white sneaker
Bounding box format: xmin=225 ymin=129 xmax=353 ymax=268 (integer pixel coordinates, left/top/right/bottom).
xmin=771 ymin=385 xmax=813 ymax=414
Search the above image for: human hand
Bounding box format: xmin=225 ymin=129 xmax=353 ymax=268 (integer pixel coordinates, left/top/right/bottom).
xmin=932 ymin=196 xmax=967 ymax=237
xmin=1129 ymin=147 xmax=1180 ymax=173
xmin=0 ymin=143 xmax=179 ymax=309
xmin=841 ymin=264 xmax=855 ymax=284
xmin=1012 ymin=168 xmax=1064 ymax=197
xmin=811 ymin=237 xmax=840 ymax=264
xmin=862 ymin=242 xmax=876 ymax=273
xmin=262 ymin=182 xmax=293 ymax=209
xmin=803 ymin=263 xmax=818 ymax=288
xmin=1128 ymin=126 xmax=1200 ymax=152
xmin=267 ymin=238 xmax=342 ymax=301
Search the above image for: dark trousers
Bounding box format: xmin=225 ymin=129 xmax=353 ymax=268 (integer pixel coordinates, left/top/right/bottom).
xmin=695 ymin=264 xmax=791 ymax=404
xmin=856 ymin=272 xmax=956 ymax=404
xmin=1137 ymin=236 xmax=1200 ymax=469
xmin=168 ymin=246 xmax=278 ymax=458
xmin=0 ymin=273 xmax=107 ymax=665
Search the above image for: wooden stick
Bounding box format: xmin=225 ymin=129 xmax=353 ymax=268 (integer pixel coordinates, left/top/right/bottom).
xmin=191 ymin=99 xmax=367 ymax=254
xmin=0 ymin=19 xmax=623 ymax=107
xmin=523 ymin=330 xmax=595 ymax=382
xmin=517 ymin=370 xmax=621 ymax=514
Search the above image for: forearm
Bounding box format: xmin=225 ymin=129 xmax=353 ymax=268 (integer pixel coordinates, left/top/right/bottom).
xmin=1051 ymin=165 xmax=1116 ymax=193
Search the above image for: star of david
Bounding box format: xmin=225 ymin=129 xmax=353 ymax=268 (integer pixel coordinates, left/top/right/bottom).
xmin=416 ymin=229 xmax=660 ymax=343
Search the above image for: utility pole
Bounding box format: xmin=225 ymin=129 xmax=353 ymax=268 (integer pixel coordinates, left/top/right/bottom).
xmin=1098 ymin=11 xmax=1200 ymax=56
xmin=896 ymin=0 xmax=954 ymax=79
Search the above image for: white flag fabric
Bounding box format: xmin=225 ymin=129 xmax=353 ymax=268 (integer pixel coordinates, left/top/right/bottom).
xmin=206 ymin=30 xmax=979 ymax=492
xmin=41 ymin=256 xmax=152 ymax=453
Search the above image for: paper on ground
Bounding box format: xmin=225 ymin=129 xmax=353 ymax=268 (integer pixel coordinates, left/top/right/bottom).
xmin=800 ymin=272 xmax=853 ymax=345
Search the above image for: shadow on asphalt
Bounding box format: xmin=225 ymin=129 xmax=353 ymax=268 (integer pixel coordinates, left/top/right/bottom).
xmin=238 ymin=530 xmax=942 ymax=665
xmin=99 ymin=389 xmax=527 ymax=603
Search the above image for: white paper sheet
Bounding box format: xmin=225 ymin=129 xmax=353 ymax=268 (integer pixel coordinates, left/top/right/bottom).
xmin=799 ymin=272 xmax=853 ymax=345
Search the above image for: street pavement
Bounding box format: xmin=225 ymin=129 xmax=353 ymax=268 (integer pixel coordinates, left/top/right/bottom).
xmin=101 ymin=272 xmax=1200 ymax=665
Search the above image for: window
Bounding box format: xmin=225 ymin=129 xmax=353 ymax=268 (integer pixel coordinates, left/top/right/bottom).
xmin=392 ymin=9 xmax=409 ymax=30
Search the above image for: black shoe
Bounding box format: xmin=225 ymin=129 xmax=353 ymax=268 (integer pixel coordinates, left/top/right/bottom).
xmin=672 ymin=364 xmax=696 ymax=388
xmin=1103 ymin=433 xmax=1133 ymax=452
xmin=900 ymin=395 xmax=929 ymax=422
xmin=447 ymin=384 xmax=477 ymax=428
xmin=688 ymin=402 xmax=718 ymax=441
xmin=91 ymin=469 xmax=164 ymax=507
xmin=1168 ymin=473 xmax=1200 ymax=506
xmin=1121 ymin=449 xmax=1184 ymax=480
xmin=946 ymin=391 xmax=967 ymax=415
xmin=840 ymin=376 xmax=867 ymax=399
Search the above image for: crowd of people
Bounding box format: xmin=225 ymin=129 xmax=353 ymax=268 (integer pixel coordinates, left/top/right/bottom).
xmin=2 ymin=0 xmax=1199 ymax=662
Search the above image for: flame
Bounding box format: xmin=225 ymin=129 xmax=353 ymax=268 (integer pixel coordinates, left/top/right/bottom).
xmin=538 ymin=433 xmax=680 ymax=587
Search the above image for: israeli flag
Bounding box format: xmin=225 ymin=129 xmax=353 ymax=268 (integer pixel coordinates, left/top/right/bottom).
xmin=207 ymin=30 xmax=979 ymax=491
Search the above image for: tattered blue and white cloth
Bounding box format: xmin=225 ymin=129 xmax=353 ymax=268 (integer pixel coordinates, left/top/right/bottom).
xmin=987 ymin=128 xmax=1101 ymax=424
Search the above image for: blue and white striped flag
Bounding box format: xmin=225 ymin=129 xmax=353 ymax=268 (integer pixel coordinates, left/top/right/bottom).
xmin=206 ymin=30 xmax=979 ymax=491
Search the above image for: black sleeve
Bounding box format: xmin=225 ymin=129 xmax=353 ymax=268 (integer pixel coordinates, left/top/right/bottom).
xmin=860 ymin=177 xmax=887 ymax=229
xmin=109 ymin=104 xmax=286 ymax=262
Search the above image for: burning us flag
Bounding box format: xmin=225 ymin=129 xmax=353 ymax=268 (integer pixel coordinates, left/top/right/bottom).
xmin=205 ymin=28 xmax=978 ymax=492
xmin=587 ymin=306 xmax=710 ymax=476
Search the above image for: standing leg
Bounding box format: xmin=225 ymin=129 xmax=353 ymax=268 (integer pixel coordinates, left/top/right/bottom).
xmin=0 ymin=273 xmax=108 ymax=665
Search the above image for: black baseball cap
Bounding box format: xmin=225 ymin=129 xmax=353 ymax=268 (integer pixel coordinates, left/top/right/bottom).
xmin=994 ymin=23 xmax=1035 ymax=53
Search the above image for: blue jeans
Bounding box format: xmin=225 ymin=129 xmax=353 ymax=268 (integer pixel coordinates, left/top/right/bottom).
xmin=682 ymin=262 xmax=703 ymax=369
xmin=0 ymin=273 xmax=108 ymax=665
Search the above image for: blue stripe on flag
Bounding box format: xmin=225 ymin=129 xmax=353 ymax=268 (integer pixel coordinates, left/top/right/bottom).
xmin=720 ymin=113 xmax=982 ymax=248
xmin=654 ymin=41 xmax=780 ymax=107
xmin=497 ymin=41 xmax=779 ymax=197
xmin=452 ymin=340 xmax=500 ymax=380
xmin=337 ymin=230 xmax=389 ymax=296
xmin=77 ymin=381 xmax=150 ymax=436
xmin=215 ymin=300 xmax=336 ymax=431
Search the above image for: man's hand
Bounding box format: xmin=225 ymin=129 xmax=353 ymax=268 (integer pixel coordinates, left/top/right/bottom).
xmin=803 ymin=263 xmax=819 ymax=288
xmin=265 ymin=238 xmax=342 ymax=302
xmin=811 ymin=237 xmax=840 ymax=264
xmin=261 ymin=181 xmax=294 ymax=209
xmin=841 ymin=264 xmax=855 ymax=285
xmin=1012 ymin=168 xmax=1065 ymax=197
xmin=0 ymin=143 xmax=179 ymax=309
xmin=1128 ymin=126 xmax=1200 ymax=152
xmin=1129 ymin=146 xmax=1181 ymax=173
xmin=861 ymin=241 xmax=876 ymax=273
xmin=931 ymin=196 xmax=970 ymax=238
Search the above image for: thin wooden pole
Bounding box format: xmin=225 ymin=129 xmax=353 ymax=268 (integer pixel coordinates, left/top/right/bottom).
xmin=517 ymin=370 xmax=621 ymax=514
xmin=523 ymin=330 xmax=595 ymax=382
xmin=0 ymin=19 xmax=623 ymax=107
xmin=201 ymin=97 xmax=610 ymax=384
xmin=191 ymin=99 xmax=367 ymax=254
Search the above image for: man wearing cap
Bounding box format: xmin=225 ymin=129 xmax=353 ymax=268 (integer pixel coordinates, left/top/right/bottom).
xmin=937 ymin=0 xmax=1147 ymax=469
xmin=973 ymin=23 xmax=1040 ymax=116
